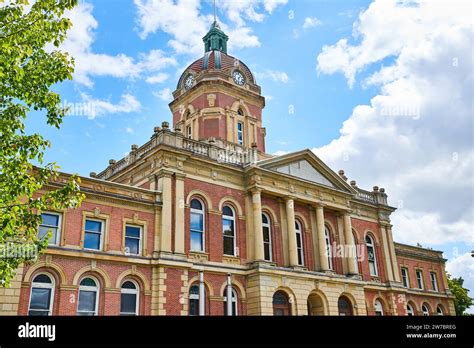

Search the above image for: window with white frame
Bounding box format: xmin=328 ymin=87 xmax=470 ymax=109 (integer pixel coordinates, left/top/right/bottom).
xmin=237 ymin=122 xmax=244 ymax=145
xmin=186 ymin=125 xmax=192 ymax=139
xmin=124 ymin=225 xmax=141 ymax=255
xmin=84 ymin=219 xmax=104 ymax=250
xmin=189 ymin=284 xmax=200 ymax=316
xmin=262 ymin=213 xmax=272 ymax=262
xmin=38 ymin=213 xmax=61 ymax=245
xmin=190 ymin=199 xmax=205 ymax=252
xmin=401 ymin=267 xmax=410 ymax=288
xmin=324 ymin=226 xmax=333 ymax=270
xmin=365 ymin=235 xmax=378 ymax=276
xmin=120 ymin=281 xmax=139 ymax=316
xmin=407 ymin=303 xmax=415 ymax=316
xmin=295 ymin=220 xmax=304 ymax=266
xmin=430 ymin=272 xmax=438 ymax=292
xmin=422 ymin=304 xmax=430 ymax=316
xmin=222 ymin=205 xmax=236 ymax=256
xmin=28 ymin=274 xmax=54 ymax=316
xmin=223 ymin=288 xmax=238 ymax=316
xmin=436 ymin=305 xmax=444 ymax=316
xmin=375 ymin=300 xmax=384 ymax=316
xmin=416 ymin=270 xmax=424 ymax=289
xmin=77 ymin=277 xmax=99 ymax=316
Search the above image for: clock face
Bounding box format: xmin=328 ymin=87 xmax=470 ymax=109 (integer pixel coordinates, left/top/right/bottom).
xmin=184 ymin=74 xmax=194 ymax=90
xmin=232 ymin=70 xmax=245 ymax=86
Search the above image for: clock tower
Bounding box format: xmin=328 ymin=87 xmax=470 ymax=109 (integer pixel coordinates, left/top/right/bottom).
xmin=169 ymin=21 xmax=266 ymax=153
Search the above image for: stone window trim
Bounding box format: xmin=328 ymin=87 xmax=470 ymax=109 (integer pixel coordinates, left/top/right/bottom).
xmin=121 ymin=216 xmax=148 ymax=257
xmin=80 ymin=210 xmax=110 ymax=252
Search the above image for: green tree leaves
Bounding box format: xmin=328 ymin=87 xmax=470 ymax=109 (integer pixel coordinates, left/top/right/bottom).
xmin=0 ymin=0 xmax=84 ymax=286
xmin=447 ymin=274 xmax=473 ymax=316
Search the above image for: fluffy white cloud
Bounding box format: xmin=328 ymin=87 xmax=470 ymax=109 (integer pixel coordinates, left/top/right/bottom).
xmin=314 ymin=0 xmax=473 ymax=246
xmin=255 ymin=70 xmax=289 ymax=83
xmin=62 ymin=2 xmax=176 ymax=87
xmin=145 ymin=73 xmax=170 ymax=84
xmin=133 ymin=0 xmax=286 ymax=55
xmin=303 ymin=17 xmax=322 ymax=29
xmin=80 ymin=93 xmax=141 ymax=119
xmin=153 ymin=88 xmax=172 ymax=102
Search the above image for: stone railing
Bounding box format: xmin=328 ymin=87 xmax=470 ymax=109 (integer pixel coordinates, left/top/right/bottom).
xmin=96 ymin=125 xmax=260 ymax=180
xmin=354 ymin=187 xmax=388 ymax=205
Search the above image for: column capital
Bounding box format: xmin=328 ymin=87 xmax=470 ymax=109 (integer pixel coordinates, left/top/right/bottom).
xmin=250 ymin=187 xmax=262 ymax=195
xmin=314 ymin=201 xmax=325 ymax=209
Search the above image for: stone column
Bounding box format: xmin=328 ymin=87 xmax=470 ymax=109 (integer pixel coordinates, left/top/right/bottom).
xmin=286 ymin=198 xmax=298 ymax=267
xmin=158 ymin=171 xmax=172 ymax=253
xmin=226 ymin=273 xmax=232 ymax=316
xmin=252 ymin=189 xmax=264 ymax=261
xmin=199 ymin=271 xmax=205 ymax=316
xmin=174 ymin=173 xmax=185 ymax=254
xmin=386 ymin=225 xmax=401 ymax=282
xmin=316 ymin=204 xmax=330 ymax=271
xmin=343 ymin=212 xmax=357 ymax=275
xmin=380 ymin=224 xmax=395 ymax=281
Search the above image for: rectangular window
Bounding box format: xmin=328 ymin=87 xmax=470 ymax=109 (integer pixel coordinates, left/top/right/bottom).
xmin=430 ymin=272 xmax=438 ymax=292
xmin=28 ymin=288 xmax=52 ymax=316
xmin=186 ymin=125 xmax=192 ymax=139
xmin=125 ymin=225 xmax=141 ymax=255
xmin=401 ymin=268 xmax=410 ymax=288
xmin=237 ymin=122 xmax=243 ymax=145
xmin=416 ymin=270 xmax=424 ymax=290
xmin=38 ymin=212 xmax=61 ymax=245
xmin=84 ymin=219 xmax=103 ymax=250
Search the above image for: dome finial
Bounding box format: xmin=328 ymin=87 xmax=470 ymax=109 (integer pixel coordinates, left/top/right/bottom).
xmin=203 ymin=0 xmax=228 ymax=54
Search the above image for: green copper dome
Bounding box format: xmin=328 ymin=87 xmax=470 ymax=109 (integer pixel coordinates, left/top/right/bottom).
xmin=202 ymin=21 xmax=228 ymax=54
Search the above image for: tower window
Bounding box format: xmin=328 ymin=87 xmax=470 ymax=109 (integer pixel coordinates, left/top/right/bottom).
xmin=186 ymin=125 xmax=192 ymax=139
xmin=237 ymin=122 xmax=244 ymax=145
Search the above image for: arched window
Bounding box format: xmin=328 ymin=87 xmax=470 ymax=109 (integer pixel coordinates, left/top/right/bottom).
xmin=190 ymin=199 xmax=205 ymax=252
xmin=295 ymin=220 xmax=304 ymax=266
xmin=237 ymin=108 xmax=244 ymax=116
xmin=236 ymin=122 xmax=244 ymax=145
xmin=338 ymin=296 xmax=353 ymax=316
xmin=273 ymin=291 xmax=291 ymax=316
xmin=436 ymin=305 xmax=444 ymax=316
xmin=422 ymin=304 xmax=430 ymax=316
xmin=407 ymin=303 xmax=415 ymax=316
xmin=222 ymin=205 xmax=236 ymax=256
xmin=120 ymin=281 xmax=139 ymax=316
xmin=28 ymin=274 xmax=54 ymax=316
xmin=375 ymin=300 xmax=384 ymax=316
xmin=77 ymin=277 xmax=99 ymax=316
xmin=324 ymin=226 xmax=333 ymax=270
xmin=262 ymin=213 xmax=272 ymax=261
xmin=365 ymin=234 xmax=378 ymax=276
xmin=223 ymin=288 xmax=238 ymax=316
xmin=189 ymin=284 xmax=201 ymax=316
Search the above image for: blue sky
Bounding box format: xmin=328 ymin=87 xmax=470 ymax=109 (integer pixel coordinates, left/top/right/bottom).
xmin=25 ymin=0 xmax=473 ymax=298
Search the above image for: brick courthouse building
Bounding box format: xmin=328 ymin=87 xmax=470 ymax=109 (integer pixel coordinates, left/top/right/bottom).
xmin=0 ymin=22 xmax=455 ymax=316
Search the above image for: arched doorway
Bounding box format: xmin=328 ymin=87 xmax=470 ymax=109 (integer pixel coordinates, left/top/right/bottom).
xmin=338 ymin=295 xmax=353 ymax=316
xmin=273 ymin=290 xmax=291 ymax=316
xmin=307 ymin=292 xmax=325 ymax=316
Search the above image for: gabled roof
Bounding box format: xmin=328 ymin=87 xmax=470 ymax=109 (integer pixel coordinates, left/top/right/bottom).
xmin=256 ymin=149 xmax=357 ymax=194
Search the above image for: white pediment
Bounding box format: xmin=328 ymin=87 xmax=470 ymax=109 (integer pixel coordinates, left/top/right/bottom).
xmin=269 ymin=160 xmax=335 ymax=187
